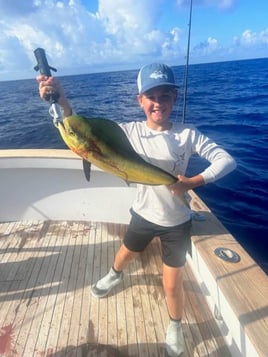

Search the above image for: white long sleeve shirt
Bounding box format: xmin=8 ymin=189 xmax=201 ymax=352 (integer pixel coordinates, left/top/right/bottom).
xmin=120 ymin=121 xmax=236 ymax=227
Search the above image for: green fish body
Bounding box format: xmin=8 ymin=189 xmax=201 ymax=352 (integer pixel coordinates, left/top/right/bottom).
xmin=57 ymin=115 xmax=177 ymax=186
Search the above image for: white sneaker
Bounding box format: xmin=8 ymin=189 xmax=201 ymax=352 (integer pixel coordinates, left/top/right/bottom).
xmin=91 ymin=267 xmax=123 ymax=298
xmin=165 ymin=319 xmax=184 ymax=356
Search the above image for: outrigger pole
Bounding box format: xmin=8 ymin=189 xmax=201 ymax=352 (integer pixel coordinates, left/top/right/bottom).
xmin=182 ymin=0 xmax=193 ymax=123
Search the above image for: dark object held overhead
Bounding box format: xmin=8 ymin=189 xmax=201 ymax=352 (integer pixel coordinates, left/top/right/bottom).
xmin=34 ymin=47 xmax=57 ymax=77
xmin=33 ymin=47 xmax=60 ymax=105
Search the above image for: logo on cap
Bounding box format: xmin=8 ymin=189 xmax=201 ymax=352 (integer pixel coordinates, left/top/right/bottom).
xmin=150 ymin=71 xmax=168 ymax=80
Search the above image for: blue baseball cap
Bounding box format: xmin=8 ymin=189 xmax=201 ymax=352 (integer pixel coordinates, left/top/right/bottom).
xmin=137 ymin=63 xmax=178 ymax=94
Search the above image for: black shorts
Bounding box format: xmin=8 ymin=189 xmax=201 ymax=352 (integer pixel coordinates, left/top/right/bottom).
xmin=124 ymin=209 xmax=192 ymax=267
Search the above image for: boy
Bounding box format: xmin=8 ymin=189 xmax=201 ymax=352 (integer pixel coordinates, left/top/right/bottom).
xmin=38 ymin=63 xmax=236 ymax=356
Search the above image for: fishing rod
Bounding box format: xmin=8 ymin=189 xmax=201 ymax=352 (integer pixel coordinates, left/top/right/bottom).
xmin=34 ymin=48 xmax=62 ymax=125
xmin=182 ymin=0 xmax=193 ymax=123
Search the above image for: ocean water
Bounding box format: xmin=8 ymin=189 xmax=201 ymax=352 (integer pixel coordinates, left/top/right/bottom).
xmin=0 ymin=58 xmax=267 ymax=273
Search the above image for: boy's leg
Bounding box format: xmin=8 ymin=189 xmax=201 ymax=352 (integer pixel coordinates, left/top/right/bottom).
xmin=158 ymin=219 xmax=191 ymax=356
xmin=163 ymin=263 xmax=184 ymax=356
xmin=91 ymin=211 xmax=154 ymax=299
xmin=163 ymin=264 xmax=184 ymax=320
xmin=91 ymin=244 xmax=138 ymax=298
xmin=114 ymin=243 xmax=139 ymax=271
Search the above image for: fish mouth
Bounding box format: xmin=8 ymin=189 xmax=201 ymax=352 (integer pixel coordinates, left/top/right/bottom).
xmin=57 ymin=120 xmax=77 ymax=142
xmin=57 ymin=120 xmax=66 ymax=132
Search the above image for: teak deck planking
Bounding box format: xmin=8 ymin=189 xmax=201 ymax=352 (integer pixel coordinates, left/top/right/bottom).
xmin=0 ymin=220 xmax=230 ymax=357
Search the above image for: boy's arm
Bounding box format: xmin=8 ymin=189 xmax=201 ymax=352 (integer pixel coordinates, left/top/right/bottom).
xmin=37 ymin=75 xmax=72 ymax=117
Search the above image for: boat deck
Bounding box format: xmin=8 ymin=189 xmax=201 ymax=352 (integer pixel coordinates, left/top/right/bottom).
xmin=0 ymin=220 xmax=230 ymax=357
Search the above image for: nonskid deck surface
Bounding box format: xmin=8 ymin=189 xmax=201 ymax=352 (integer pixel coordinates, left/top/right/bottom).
xmin=0 ymin=220 xmax=230 ymax=357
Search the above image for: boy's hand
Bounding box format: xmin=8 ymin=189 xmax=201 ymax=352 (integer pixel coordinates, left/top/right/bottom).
xmin=169 ymin=174 xmax=205 ymax=196
xmin=36 ymin=75 xmax=72 ymax=116
xmin=37 ymin=75 xmax=63 ymax=102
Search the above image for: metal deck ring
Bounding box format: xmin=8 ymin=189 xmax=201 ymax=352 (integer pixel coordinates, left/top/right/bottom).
xmin=214 ymin=247 xmax=241 ymax=263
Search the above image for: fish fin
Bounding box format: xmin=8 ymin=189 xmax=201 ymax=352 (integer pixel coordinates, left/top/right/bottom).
xmin=83 ymin=159 xmax=91 ymax=181
xmin=91 ymin=118 xmax=144 ymax=159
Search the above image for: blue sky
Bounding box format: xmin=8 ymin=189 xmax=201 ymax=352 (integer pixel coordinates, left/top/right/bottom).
xmin=0 ymin=0 xmax=267 ymax=80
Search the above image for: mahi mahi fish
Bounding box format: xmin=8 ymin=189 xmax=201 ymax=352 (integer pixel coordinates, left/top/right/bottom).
xmin=56 ymin=115 xmax=177 ymax=185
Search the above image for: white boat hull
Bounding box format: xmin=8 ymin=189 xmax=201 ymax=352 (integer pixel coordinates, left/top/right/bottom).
xmin=0 ymin=149 xmax=135 ymax=223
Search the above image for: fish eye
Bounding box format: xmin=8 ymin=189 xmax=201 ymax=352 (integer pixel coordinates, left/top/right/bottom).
xmin=68 ymin=129 xmax=75 ymax=136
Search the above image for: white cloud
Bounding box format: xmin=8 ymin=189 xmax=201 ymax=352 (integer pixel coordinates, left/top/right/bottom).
xmin=192 ymin=37 xmax=221 ymax=57
xmin=217 ymin=0 xmax=238 ymax=10
xmin=0 ymin=0 xmax=184 ymax=79
xmin=0 ymin=0 xmax=107 ymax=76
xmin=0 ymin=0 xmax=38 ymax=17
xmin=0 ymin=0 xmax=267 ymax=80
xmin=229 ymin=28 xmax=268 ymax=59
xmin=192 ymin=28 xmax=268 ymax=63
xmin=98 ymin=0 xmax=161 ymax=35
xmin=176 ymin=0 xmax=238 ymax=11
xmin=237 ymin=28 xmax=268 ymax=46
